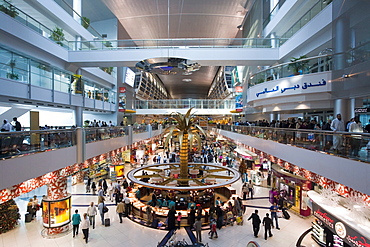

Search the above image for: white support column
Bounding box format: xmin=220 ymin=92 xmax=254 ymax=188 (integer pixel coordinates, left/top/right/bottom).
xmin=73 ymin=0 xmax=82 ymax=22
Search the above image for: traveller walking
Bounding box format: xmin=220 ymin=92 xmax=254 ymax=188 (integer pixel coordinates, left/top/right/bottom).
xmin=269 ymin=202 xmax=280 ymax=229
xmin=209 ymin=219 xmax=218 ymax=239
xmin=194 ymin=216 xmax=202 ymax=243
xmin=87 ymin=202 xmax=97 ymax=229
xmin=248 ymin=180 xmax=254 ymax=199
xmin=86 ymin=176 xmax=91 ymax=193
xmin=81 ymin=213 xmax=89 ymax=243
xmin=177 ymin=212 xmax=182 ymax=229
xmin=1 ymin=119 xmax=12 ymax=131
xmin=13 ymin=117 xmax=21 ymax=131
xmin=98 ymin=202 xmax=106 ymax=225
xmin=108 ymin=182 xmax=114 ymax=201
xmin=262 ymin=213 xmax=273 ymax=240
xmin=331 ymin=113 xmax=345 ymax=152
xmin=124 ymin=194 xmax=131 ymax=216
xmin=116 ymin=201 xmax=125 ymax=223
xmin=248 ymin=209 xmax=261 ymax=237
xmin=91 ymin=181 xmax=97 ymax=194
xmin=72 ymin=209 xmax=81 ymax=238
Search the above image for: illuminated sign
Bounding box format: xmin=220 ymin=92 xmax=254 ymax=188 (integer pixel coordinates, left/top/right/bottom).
xmin=118 ymin=87 xmax=126 ymax=112
xmin=124 ymin=68 xmax=135 ymax=87
xmin=42 ymin=196 xmax=71 ymax=228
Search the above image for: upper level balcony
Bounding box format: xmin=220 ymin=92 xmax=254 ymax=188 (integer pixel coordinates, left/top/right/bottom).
xmin=214 ymin=125 xmax=370 ymax=195
xmin=0 ymin=125 xmax=162 ymax=190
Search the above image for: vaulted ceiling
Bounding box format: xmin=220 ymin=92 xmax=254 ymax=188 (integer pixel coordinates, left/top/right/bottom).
xmin=97 ymin=0 xmax=249 ymax=99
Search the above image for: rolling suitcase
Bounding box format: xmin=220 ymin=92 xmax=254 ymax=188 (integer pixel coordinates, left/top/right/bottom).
xmin=282 ymin=209 xmax=290 ymax=219
xmin=25 ymin=213 xmax=32 ymax=223
xmin=104 ymin=218 xmax=110 ymax=226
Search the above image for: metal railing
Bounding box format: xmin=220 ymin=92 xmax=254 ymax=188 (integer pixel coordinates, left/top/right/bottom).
xmin=263 ymin=0 xmax=287 ymax=29
xmin=0 ymin=0 xmax=71 ymax=48
xmin=67 ymin=38 xmax=287 ymax=51
xmin=0 ymin=125 xmax=159 ymax=159
xmin=0 ymin=129 xmax=77 ymax=159
xmin=248 ymin=54 xmax=332 ymax=87
xmin=84 ymin=126 xmax=128 ymax=143
xmin=135 ymin=99 xmax=236 ymax=110
xmin=217 ymin=125 xmax=370 ymax=163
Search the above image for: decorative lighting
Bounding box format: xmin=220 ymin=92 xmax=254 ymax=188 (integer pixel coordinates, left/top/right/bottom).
xmin=136 ymin=57 xmax=201 ymax=75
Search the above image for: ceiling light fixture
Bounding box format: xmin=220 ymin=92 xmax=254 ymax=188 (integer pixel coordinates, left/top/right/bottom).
xmin=136 ymin=57 xmax=201 ymax=75
xmin=182 ymin=79 xmax=192 ymax=82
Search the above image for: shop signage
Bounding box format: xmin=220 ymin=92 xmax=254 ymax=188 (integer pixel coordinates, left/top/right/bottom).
xmin=247 ymin=72 xmax=331 ymax=102
xmin=118 ymin=87 xmax=126 ymax=112
xmin=354 ymin=108 xmax=370 ymax=113
xmin=312 ymin=201 xmax=370 ymax=247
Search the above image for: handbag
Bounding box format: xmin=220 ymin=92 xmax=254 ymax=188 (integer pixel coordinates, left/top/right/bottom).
xmin=103 ymin=206 xmax=109 ymax=213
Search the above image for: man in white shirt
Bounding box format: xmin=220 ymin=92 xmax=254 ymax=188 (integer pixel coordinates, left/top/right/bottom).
xmin=331 ymin=113 xmax=345 ymax=152
xmin=87 ymin=202 xmax=97 ymax=229
xmin=124 ymin=194 xmax=131 ymax=216
xmin=348 ymin=117 xmax=363 ymax=157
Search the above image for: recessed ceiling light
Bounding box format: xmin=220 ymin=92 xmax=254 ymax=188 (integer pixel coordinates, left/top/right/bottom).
xmin=182 ymin=79 xmax=192 ymax=82
xmin=182 ymin=72 xmax=192 ymax=75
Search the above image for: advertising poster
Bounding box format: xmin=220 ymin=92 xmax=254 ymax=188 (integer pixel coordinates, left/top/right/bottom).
xmin=72 ymin=74 xmax=83 ymax=94
xmin=42 ymin=196 xmax=71 ymax=228
xmin=235 ymin=86 xmax=243 ymax=109
xmin=122 ymin=150 xmax=131 ymax=162
xmin=115 ymin=165 xmax=125 ymax=177
xmin=118 ymin=87 xmax=126 ymax=112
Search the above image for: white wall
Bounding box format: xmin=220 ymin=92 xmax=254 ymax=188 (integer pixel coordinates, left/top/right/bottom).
xmin=91 ymin=18 xmax=118 ymax=40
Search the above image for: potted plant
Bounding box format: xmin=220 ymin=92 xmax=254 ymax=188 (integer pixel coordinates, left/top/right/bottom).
xmin=104 ymin=41 xmax=113 ymax=48
xmin=101 ymin=67 xmax=114 ymax=75
xmin=288 ymin=55 xmax=309 ymax=75
xmin=81 ymin=16 xmax=90 ymax=29
xmin=50 ymin=27 xmax=65 ymax=46
xmin=7 ymin=59 xmax=19 ymax=80
xmin=0 ymin=2 xmax=19 ymax=18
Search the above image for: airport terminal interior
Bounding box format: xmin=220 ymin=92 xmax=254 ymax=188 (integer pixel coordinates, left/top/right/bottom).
xmin=0 ymin=0 xmax=370 ymax=247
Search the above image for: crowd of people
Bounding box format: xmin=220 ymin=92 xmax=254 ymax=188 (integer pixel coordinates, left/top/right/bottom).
xmin=233 ymin=115 xmax=370 ymax=133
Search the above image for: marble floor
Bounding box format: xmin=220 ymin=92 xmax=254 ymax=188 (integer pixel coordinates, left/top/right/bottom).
xmin=0 ymin=164 xmax=320 ymax=247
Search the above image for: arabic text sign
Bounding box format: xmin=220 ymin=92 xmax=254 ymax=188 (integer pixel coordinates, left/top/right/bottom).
xmin=247 ymin=72 xmax=331 ymax=101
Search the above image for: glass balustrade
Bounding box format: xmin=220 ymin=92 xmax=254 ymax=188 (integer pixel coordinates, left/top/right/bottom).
xmin=280 ymin=0 xmax=331 ymax=44
xmin=135 ymin=99 xmax=236 ymax=109
xmin=133 ymin=125 xmax=148 ymax=134
xmin=84 ymin=126 xmax=128 ymax=143
xmin=0 ymin=0 xmax=71 ymax=48
xmin=68 ymin=38 xmax=285 ymax=51
xmin=0 ymin=129 xmax=76 ymax=159
xmin=216 ymin=125 xmax=370 ymax=163
xmin=249 ymin=55 xmax=332 ymax=87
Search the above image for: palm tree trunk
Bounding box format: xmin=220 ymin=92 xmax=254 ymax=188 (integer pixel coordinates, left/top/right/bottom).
xmin=179 ymin=133 xmax=189 ymax=186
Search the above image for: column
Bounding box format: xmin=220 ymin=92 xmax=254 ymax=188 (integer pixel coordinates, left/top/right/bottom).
xmin=73 ymin=0 xmax=82 ymax=22
xmin=334 ymin=17 xmax=349 ymax=70
xmin=76 ymin=127 xmax=85 ymax=164
xmin=42 ymin=176 xmax=71 ymax=236
xmin=334 ymin=99 xmax=349 ymax=121
xmin=75 ymin=106 xmax=83 ymax=127
xmin=147 ymin=124 xmax=152 ymax=139
xmin=269 ymin=113 xmax=279 ymax=122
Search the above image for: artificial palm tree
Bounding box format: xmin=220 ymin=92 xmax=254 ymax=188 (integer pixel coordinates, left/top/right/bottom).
xmin=164 ymin=108 xmax=206 ymax=186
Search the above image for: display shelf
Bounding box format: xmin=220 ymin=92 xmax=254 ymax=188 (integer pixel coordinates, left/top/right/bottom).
xmin=311 ymin=222 xmax=325 ymax=246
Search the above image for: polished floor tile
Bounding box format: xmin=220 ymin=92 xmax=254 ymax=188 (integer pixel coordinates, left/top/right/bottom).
xmin=1 ymin=164 xmax=319 ymax=247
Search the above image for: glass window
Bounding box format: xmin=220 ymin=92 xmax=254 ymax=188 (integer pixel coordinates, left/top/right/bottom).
xmin=30 ymin=61 xmax=52 ymax=89
xmin=54 ymin=69 xmax=71 ymax=93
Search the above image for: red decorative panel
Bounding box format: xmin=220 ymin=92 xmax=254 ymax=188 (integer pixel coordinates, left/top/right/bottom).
xmin=47 ymin=177 xmax=68 ymax=200
xmin=46 ymin=224 xmax=70 ymax=235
